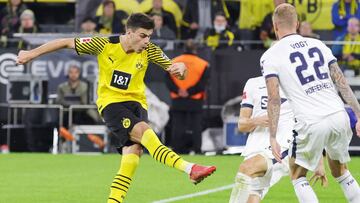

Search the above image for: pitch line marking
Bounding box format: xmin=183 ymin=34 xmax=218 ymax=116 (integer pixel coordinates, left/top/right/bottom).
xmin=152 ymin=184 xmax=234 ymax=203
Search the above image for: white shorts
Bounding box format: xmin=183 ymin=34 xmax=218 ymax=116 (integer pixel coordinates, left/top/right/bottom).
xmin=245 ymin=150 xmax=290 ymax=192
xmin=289 ymin=110 xmax=352 ymax=171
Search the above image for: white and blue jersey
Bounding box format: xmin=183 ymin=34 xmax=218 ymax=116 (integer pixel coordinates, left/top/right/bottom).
xmin=261 ymin=34 xmax=345 ymax=124
xmin=241 ymin=76 xmax=294 ymax=157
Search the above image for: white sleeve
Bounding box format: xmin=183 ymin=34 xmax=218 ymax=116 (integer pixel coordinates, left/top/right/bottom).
xmin=241 ymin=79 xmax=254 ymax=108
xmin=261 ymin=53 xmax=279 ymax=79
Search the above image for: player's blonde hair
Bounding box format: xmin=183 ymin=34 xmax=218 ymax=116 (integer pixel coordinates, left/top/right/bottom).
xmin=273 ymin=3 xmax=298 ymax=30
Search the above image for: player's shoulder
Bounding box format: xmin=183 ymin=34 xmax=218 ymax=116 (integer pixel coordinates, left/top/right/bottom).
xmin=260 ymin=41 xmax=282 ymax=62
xmin=245 ymin=76 xmax=264 ymax=88
xmin=77 ymin=36 xmax=110 ymax=44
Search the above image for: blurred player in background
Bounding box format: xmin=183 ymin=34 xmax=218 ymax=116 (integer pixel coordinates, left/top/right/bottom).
xmin=263 ymin=3 xmax=360 ymax=202
xmin=17 ymin=13 xmax=216 ymax=203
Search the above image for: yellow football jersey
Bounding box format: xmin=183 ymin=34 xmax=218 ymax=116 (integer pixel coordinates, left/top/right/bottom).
xmin=75 ymin=36 xmax=172 ymax=113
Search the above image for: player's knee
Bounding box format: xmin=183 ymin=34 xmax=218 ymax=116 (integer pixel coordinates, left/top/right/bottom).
xmin=123 ymin=144 xmax=143 ymax=156
xmin=131 ymin=122 xmax=150 ymax=136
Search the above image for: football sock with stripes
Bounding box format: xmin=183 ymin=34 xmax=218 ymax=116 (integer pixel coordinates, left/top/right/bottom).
xmin=141 ymin=128 xmax=193 ymax=174
xmin=292 ymin=177 xmax=318 ymax=203
xmin=335 ymin=170 xmax=360 ymax=203
xmin=107 ymin=154 xmax=139 ymax=203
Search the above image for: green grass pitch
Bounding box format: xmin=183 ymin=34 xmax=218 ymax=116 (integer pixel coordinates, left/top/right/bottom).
xmin=1 ymin=154 xmax=359 ymax=203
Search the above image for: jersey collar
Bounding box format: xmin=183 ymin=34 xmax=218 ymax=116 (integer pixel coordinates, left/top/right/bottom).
xmin=280 ymin=33 xmax=298 ymax=40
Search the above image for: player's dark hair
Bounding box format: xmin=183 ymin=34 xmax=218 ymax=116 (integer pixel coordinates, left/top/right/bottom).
xmin=126 ymin=13 xmax=155 ymax=30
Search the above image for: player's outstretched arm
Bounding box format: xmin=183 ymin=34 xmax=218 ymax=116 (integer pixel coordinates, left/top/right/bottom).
xmin=17 ymin=38 xmax=75 ymax=65
xmin=329 ymin=62 xmax=360 ymax=136
xmin=266 ymin=77 xmax=282 ymax=162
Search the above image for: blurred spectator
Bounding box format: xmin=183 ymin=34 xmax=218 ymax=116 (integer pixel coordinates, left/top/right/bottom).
xmin=165 ymin=39 xmax=209 ymax=154
xmin=151 ymin=13 xmax=176 ymax=49
xmin=56 ymin=65 xmax=102 ymax=145
xmin=196 ymin=0 xmax=233 ymax=37
xmin=332 ymin=17 xmax=360 ymax=75
xmin=95 ymin=0 xmax=127 ymax=34
xmin=0 ymin=0 xmax=27 ymax=47
xmin=180 ymin=0 xmax=199 ymax=39
xmin=80 ymin=17 xmax=97 ymax=34
xmin=209 ymin=0 xmax=232 ymax=26
xmin=259 ymin=13 xmax=276 ymax=49
xmin=17 ymin=9 xmax=38 ymax=49
xmin=204 ymin=11 xmax=236 ymax=50
xmin=238 ymin=0 xmax=274 ymax=31
xmin=332 ymin=0 xmax=360 ymax=40
xmin=299 ymin=21 xmax=320 ymax=39
xmin=144 ymin=0 xmax=178 ymax=37
xmin=57 ymin=65 xmax=88 ymax=108
xmin=96 ymin=0 xmax=140 ymax=16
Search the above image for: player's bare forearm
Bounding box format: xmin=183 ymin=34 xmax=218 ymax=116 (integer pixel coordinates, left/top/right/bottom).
xmin=266 ymin=77 xmax=281 ymax=139
xmin=329 ymin=62 xmax=360 ymax=118
xmin=238 ymin=107 xmax=255 ymax=132
xmin=17 ymin=38 xmax=75 ymax=64
xmin=238 ymin=116 xmax=269 ymax=132
xmin=238 ymin=117 xmax=256 ymax=132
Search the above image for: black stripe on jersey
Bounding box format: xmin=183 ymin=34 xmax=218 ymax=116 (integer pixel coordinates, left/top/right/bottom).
xmin=74 ymin=38 xmax=80 ymax=55
xmin=79 ymin=42 xmax=98 ymax=55
xmin=76 ymin=39 xmax=97 ymax=55
xmin=108 ymin=197 xmax=121 ymax=203
xmin=291 ymin=130 xmax=298 ymax=159
xmin=146 ymin=43 xmax=171 ymax=69
xmin=92 ymin=37 xmax=108 ymax=51
xmin=90 ymin=39 xmax=104 ymax=54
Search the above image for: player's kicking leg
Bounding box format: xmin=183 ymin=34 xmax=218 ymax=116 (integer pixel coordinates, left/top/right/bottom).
xmin=130 ymin=121 xmax=216 ymax=184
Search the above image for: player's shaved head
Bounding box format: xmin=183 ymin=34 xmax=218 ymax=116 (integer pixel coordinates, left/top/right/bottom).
xmin=273 ymin=3 xmax=298 ymax=30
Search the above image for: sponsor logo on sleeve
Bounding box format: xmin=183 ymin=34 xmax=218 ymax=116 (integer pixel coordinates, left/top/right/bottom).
xmin=80 ymin=37 xmax=92 ymax=44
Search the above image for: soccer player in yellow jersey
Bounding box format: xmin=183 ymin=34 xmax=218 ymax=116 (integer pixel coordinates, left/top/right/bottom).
xmin=17 ymin=13 xmax=216 ymax=203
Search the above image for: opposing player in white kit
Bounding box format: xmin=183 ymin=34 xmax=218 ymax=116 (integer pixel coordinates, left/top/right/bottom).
xmin=229 ymin=76 xmax=294 ymax=203
xmin=263 ymin=3 xmax=360 ymax=203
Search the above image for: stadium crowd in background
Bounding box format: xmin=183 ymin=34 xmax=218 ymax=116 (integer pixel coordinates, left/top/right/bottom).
xmin=0 ymin=0 xmax=359 ymax=51
xmin=333 ymin=17 xmax=360 ymax=75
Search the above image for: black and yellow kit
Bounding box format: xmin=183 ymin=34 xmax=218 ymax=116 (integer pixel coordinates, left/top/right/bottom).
xmin=75 ymin=35 xmax=172 ymax=146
